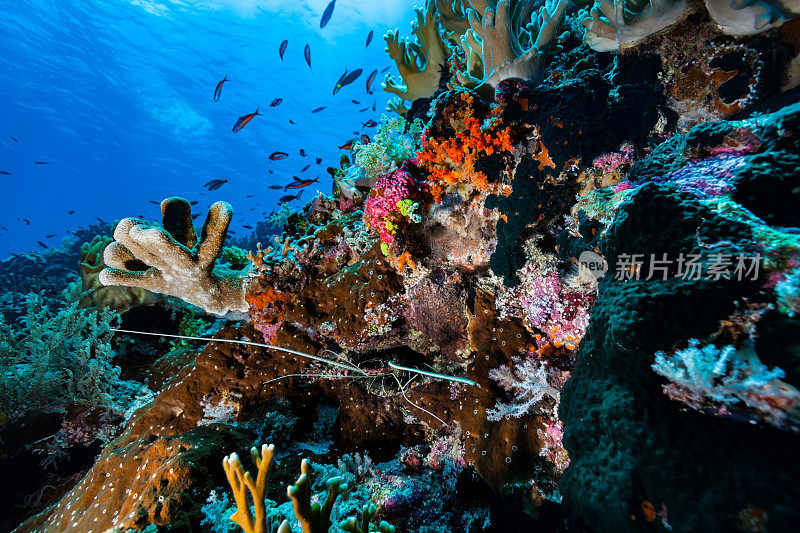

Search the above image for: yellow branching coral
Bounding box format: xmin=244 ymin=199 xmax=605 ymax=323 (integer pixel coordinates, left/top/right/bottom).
xmin=99 ymin=197 xmax=248 ymax=316
xmin=383 ymin=0 xmax=450 ymax=101
xmin=456 ymin=0 xmax=569 ymax=89
xmin=223 ymin=444 xmax=290 ymax=533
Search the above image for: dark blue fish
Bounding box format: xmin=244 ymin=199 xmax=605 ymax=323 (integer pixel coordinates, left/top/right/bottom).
xmin=304 ymin=44 xmax=311 ymax=68
xmin=37 ymin=241 xmax=48 ymax=249
xmin=312 ymin=106 xmax=326 ymax=113
xmin=190 ymin=201 xmax=198 ymax=205
xmin=0 ymin=171 xmax=10 ymax=175
xmin=45 ymin=234 xmax=56 ymax=238
xmin=320 ymin=0 xmax=335 ymax=28
xmin=205 ymin=179 xmax=228 ymax=190
xmin=232 ymin=107 xmax=260 ymax=132
xmin=362 ymin=119 xmax=377 ymax=128
xmin=34 ymin=161 xmax=48 ymax=164
xmin=352 ymin=99 xmax=360 ymax=104
xmin=366 ymin=69 xmax=377 ymax=94
xmin=301 ymin=164 xmax=310 ymax=172
xmin=10 ymin=137 xmax=18 ymax=143
xmin=380 ymin=66 xmax=390 ymax=73
xmin=242 ymin=225 xmax=253 ymax=229
xmin=280 ymin=191 xmax=303 ymax=203
xmin=359 ymin=107 xmax=369 ymax=112
xmin=268 ymin=185 xmax=284 ymax=190
xmin=299 ymin=149 xmax=307 ymax=156
xmin=68 ymin=210 xmax=75 ymax=214
xmin=279 ymin=39 xmax=288 ymax=59
xmin=270 ymin=98 xmax=283 ymax=107
xmin=214 ymin=75 xmax=228 ymax=102
xmin=269 ymin=151 xmax=289 ymax=160
xmin=333 ymin=68 xmax=362 ymax=95
xmin=372 ymin=100 xmax=376 ymax=111
xmin=192 ymin=213 xmax=200 ymax=219
xmin=149 ymin=200 xmax=159 ymax=204
xmin=289 ymin=119 xmax=296 ymax=125
xmin=366 ymin=30 xmax=373 ymax=47
xmin=315 ymin=157 xmax=322 ymax=164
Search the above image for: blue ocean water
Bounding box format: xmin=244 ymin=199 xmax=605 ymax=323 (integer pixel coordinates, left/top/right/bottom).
xmin=1 ymin=0 xmax=416 ymax=256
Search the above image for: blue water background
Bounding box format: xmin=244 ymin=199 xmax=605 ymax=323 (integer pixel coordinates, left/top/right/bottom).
xmin=1 ymin=0 xmax=417 ymax=256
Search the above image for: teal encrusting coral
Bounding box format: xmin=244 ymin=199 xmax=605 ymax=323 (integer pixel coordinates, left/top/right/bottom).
xmin=559 ymin=102 xmax=800 ymax=531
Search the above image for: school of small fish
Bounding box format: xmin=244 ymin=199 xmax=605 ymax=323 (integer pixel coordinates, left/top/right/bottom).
xmin=7 ymin=0 xmax=390 ymax=246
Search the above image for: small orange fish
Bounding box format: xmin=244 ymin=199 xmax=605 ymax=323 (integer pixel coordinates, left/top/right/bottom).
xmin=232 ymin=107 xmax=261 ymax=132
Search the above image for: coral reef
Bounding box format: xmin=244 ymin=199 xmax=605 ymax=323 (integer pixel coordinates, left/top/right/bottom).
xmin=7 ymin=2 xmax=800 ymax=533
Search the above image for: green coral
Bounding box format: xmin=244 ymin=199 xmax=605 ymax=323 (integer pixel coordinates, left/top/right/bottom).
xmin=222 ymin=246 xmax=251 ymax=270
xmin=352 ymin=115 xmax=424 ymax=183
xmin=0 ymin=287 xmax=121 ymax=414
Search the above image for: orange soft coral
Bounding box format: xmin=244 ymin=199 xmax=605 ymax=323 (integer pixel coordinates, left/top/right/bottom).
xmin=417 ymin=93 xmax=515 ymax=199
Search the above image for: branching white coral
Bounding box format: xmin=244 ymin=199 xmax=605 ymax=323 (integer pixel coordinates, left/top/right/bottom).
xmin=653 ymin=339 xmax=800 ymax=429
xmin=487 ymin=356 xmax=561 ymax=421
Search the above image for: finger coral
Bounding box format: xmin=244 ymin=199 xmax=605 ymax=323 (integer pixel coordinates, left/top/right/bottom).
xmin=99 ymin=197 xmax=248 ymax=316
xmin=383 ymin=0 xmax=450 ymax=101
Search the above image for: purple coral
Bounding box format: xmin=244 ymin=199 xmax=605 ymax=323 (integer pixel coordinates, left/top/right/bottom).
xmin=659 ymin=153 xmax=746 ymax=197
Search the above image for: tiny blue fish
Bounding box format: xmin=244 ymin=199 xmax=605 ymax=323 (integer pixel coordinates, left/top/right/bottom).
xmin=279 ymin=39 xmax=288 ymax=59
xmin=333 ymin=68 xmax=362 ymax=95
xmin=304 ymin=44 xmax=311 ymax=68
xmin=366 ymin=69 xmax=377 ymax=94
xmin=312 ymin=106 xmax=326 ymax=113
xmin=320 ymin=0 xmax=336 ymax=28
xmin=366 ymin=30 xmax=373 ymax=47
xmin=204 ymin=179 xmax=228 ymax=190
xmin=280 ymin=191 xmax=303 ymax=203
xmin=270 ymin=98 xmax=283 ymax=107
xmin=214 ymin=75 xmax=228 ymax=102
